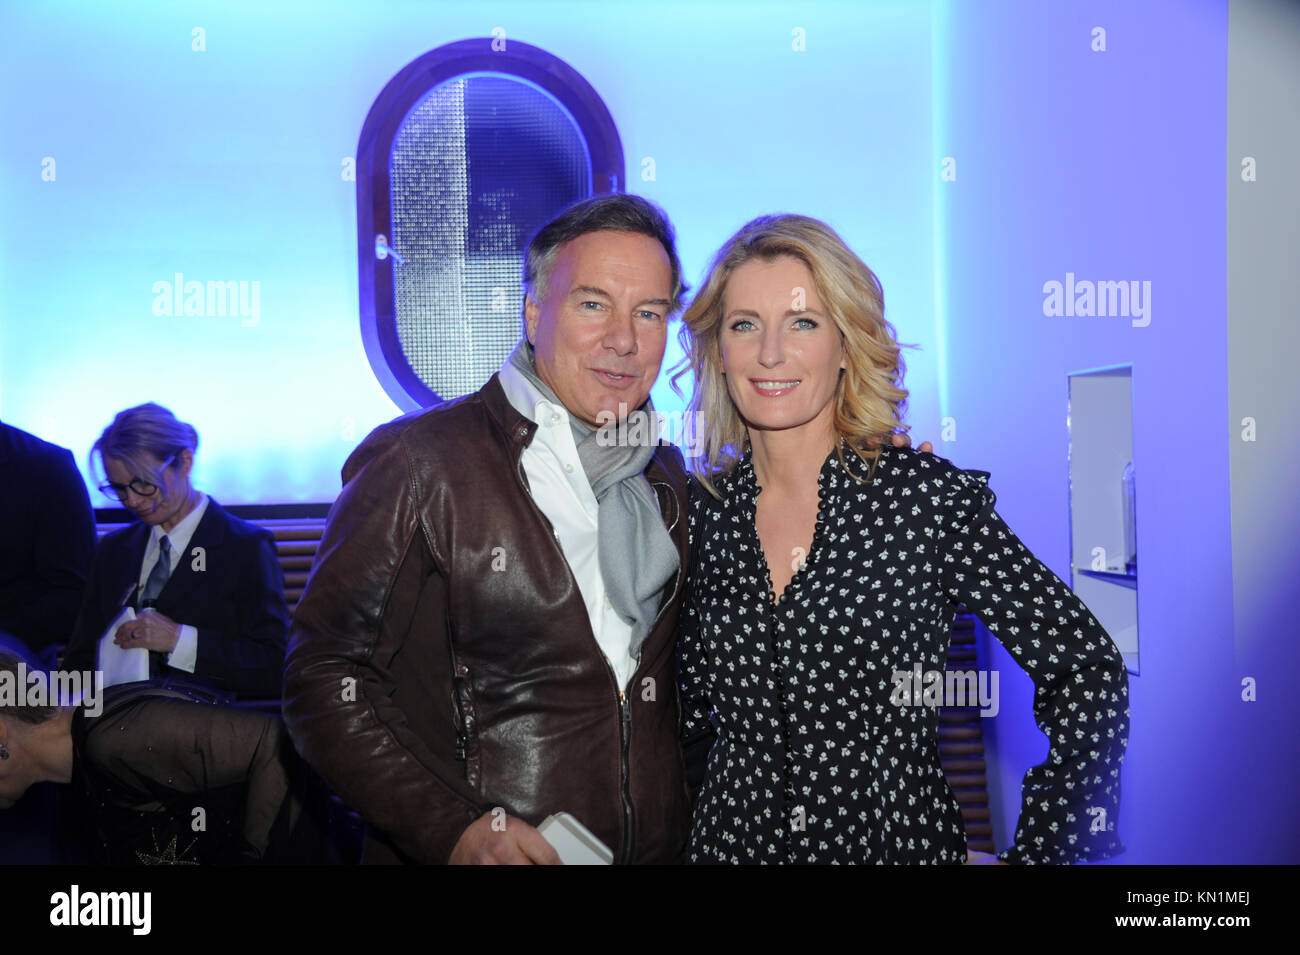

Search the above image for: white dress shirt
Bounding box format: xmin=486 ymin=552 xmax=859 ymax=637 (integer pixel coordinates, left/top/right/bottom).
xmin=137 ymin=493 xmax=208 ymax=673
xmin=497 ymin=363 xmax=638 ymax=691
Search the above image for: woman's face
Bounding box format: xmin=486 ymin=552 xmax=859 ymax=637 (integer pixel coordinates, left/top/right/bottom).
xmin=719 ymin=255 xmax=845 ymax=438
xmin=104 ymin=451 xmax=192 ymax=526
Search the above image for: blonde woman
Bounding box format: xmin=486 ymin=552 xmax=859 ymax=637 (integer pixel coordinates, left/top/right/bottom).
xmin=63 ymin=403 xmax=289 ymax=700
xmin=674 ymin=215 xmax=1129 ymax=864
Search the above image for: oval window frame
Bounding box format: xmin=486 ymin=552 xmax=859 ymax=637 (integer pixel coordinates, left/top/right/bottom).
xmin=356 ymin=37 xmax=625 ymax=410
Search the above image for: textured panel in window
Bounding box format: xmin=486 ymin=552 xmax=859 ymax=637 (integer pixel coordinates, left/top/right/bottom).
xmin=389 ymin=73 xmax=591 ymax=400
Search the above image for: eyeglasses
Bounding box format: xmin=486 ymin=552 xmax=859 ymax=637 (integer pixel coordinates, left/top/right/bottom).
xmin=98 ymin=454 xmax=176 ymax=503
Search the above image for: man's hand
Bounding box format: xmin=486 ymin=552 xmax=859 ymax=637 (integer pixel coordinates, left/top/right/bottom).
xmin=114 ymin=608 xmax=180 ymax=653
xmin=964 ymin=849 xmax=1008 ymax=865
xmin=448 ymin=811 xmax=563 ymax=865
xmin=889 ymin=432 xmax=934 ymax=454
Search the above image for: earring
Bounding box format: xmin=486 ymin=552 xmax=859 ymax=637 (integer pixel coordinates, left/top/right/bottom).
xmin=0 ymin=744 xmax=9 ymax=760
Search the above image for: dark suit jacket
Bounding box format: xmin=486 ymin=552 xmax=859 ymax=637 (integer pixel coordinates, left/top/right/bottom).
xmin=63 ymin=498 xmax=289 ymax=699
xmin=0 ymin=421 xmax=96 ymax=653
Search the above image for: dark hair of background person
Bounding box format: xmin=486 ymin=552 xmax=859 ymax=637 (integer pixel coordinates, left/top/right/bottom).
xmin=521 ymin=193 xmax=689 ymax=318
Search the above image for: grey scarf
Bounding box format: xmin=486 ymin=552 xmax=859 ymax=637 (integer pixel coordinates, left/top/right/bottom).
xmin=506 ymin=341 xmax=679 ymax=654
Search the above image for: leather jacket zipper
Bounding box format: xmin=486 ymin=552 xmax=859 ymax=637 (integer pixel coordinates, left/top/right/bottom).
xmin=451 ymin=661 xmax=479 ymax=788
xmin=514 ymin=443 xmax=641 ymax=862
xmin=618 ymin=688 xmax=633 ymax=863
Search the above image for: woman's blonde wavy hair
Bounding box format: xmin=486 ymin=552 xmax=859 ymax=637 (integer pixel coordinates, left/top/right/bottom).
xmin=672 ymin=214 xmax=912 ymax=498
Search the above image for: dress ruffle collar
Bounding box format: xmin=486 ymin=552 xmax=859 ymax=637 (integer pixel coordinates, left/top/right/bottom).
xmin=721 ymin=438 xmax=881 ymax=506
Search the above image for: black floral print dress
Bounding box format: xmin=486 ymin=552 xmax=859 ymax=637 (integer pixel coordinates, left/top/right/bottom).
xmin=679 ymin=443 xmax=1129 ymax=864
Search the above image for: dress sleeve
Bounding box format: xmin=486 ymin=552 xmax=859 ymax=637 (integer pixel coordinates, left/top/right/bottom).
xmin=938 ymin=467 xmax=1130 ymax=865
xmin=677 ymin=479 xmax=715 ymax=798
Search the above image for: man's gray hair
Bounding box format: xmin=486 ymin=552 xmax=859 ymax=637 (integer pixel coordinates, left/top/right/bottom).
xmin=521 ymin=194 xmax=688 ymax=320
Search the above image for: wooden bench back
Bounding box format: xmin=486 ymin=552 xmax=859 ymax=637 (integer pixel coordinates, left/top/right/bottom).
xmin=96 ymin=516 xmax=996 ymax=855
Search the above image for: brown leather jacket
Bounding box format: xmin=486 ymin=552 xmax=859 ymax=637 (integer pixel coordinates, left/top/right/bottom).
xmin=283 ymin=375 xmax=691 ymax=864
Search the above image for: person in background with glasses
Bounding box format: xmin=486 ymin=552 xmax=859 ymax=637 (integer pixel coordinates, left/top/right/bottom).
xmin=62 ymin=403 xmax=289 ymax=701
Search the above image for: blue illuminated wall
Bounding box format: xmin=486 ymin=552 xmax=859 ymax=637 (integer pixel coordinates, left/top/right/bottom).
xmin=936 ymin=0 xmax=1297 ymax=865
xmin=0 ymin=0 xmax=940 ymax=504
xmin=1 ymin=0 xmax=1294 ymax=863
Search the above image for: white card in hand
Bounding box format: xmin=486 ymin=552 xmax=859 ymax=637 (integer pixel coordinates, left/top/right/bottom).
xmin=537 ymin=812 xmax=614 ymax=865
xmin=97 ymin=607 xmax=149 ymax=687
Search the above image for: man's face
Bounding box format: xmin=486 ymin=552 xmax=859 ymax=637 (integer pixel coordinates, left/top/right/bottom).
xmin=525 ymin=230 xmax=672 ymax=426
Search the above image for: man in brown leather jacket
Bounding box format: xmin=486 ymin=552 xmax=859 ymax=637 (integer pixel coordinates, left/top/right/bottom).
xmin=284 ymin=195 xmax=693 ymax=864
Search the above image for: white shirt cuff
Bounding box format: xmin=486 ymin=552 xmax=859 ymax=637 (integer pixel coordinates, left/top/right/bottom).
xmin=167 ymin=624 xmax=199 ymax=673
